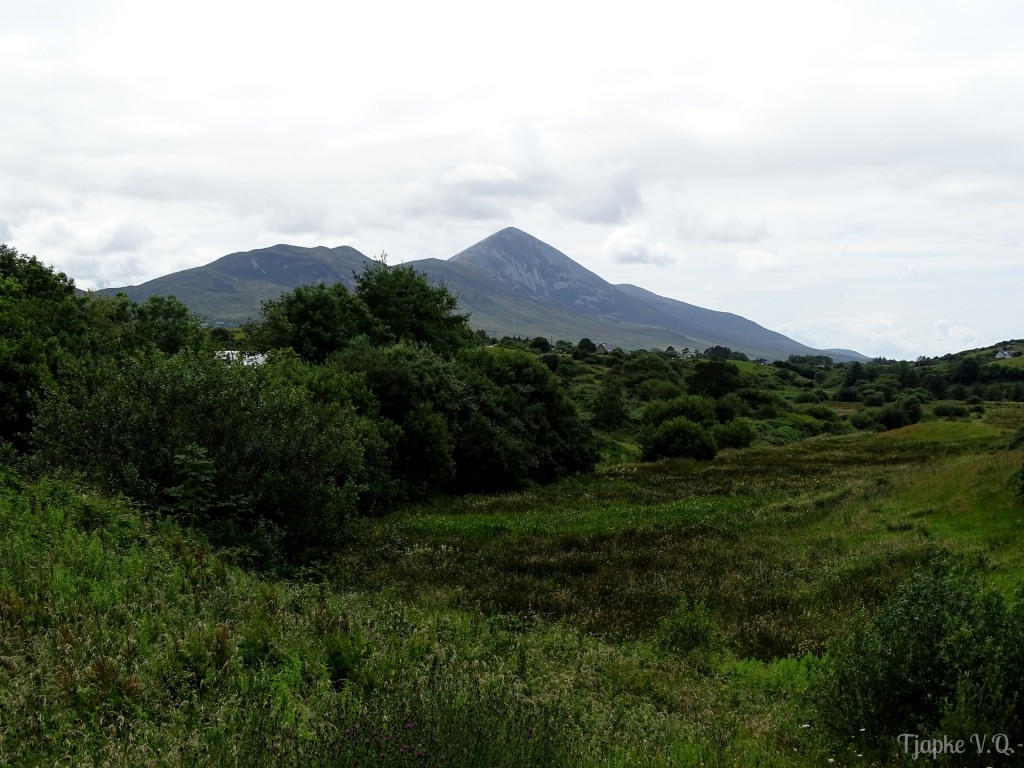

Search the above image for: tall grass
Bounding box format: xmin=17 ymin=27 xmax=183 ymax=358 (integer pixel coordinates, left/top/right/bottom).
xmin=3 ymin=404 xmax=1023 ymax=765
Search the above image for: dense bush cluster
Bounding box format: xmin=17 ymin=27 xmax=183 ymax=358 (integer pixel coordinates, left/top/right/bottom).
xmin=3 ymin=246 xmax=595 ymax=558
xmin=816 ymin=560 xmax=1024 ymax=748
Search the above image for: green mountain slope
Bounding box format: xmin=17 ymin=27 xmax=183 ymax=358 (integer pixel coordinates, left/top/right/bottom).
xmin=97 ymin=244 xmax=374 ymax=325
xmin=99 ymin=229 xmax=867 ymax=360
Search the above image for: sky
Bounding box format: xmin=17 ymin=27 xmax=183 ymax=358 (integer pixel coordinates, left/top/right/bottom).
xmin=2 ymin=0 xmax=1022 ymax=359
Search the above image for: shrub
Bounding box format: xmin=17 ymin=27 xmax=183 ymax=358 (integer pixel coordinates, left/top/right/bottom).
xmin=641 ymin=417 xmax=717 ymax=461
xmin=815 ymin=561 xmax=1024 ymax=747
xmin=876 ymin=403 xmax=912 ymax=430
xmin=862 ymin=390 xmax=886 ymax=407
xmin=33 ymin=351 xmax=371 ymax=556
xmin=849 ymin=409 xmax=882 ymax=431
xmin=734 ymin=388 xmax=788 ymax=418
xmin=635 ymin=378 xmax=683 ymax=401
xmin=711 ymin=419 xmax=756 ymax=450
xmin=933 ymin=403 xmax=969 ymax=418
xmin=452 ymin=347 xmax=597 ymax=492
xmin=657 ymin=598 xmax=720 ymax=655
xmin=640 ymin=394 xmax=717 ymax=429
xmin=714 ymin=392 xmax=748 ymax=423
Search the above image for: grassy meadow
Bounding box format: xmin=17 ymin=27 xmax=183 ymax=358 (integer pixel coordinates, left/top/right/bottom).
xmin=3 ymin=401 xmax=1023 ymax=767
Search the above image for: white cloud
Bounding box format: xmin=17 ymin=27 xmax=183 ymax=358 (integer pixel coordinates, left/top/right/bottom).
xmin=602 ymin=227 xmax=679 ymax=266
xmin=2 ymin=0 xmax=1023 ymax=356
xmin=441 ymin=163 xmax=520 ymax=187
xmin=736 ymin=249 xmax=786 ymax=273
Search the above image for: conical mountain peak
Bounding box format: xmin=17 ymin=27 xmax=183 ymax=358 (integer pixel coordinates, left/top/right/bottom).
xmin=447 ymin=227 xmax=616 ymax=306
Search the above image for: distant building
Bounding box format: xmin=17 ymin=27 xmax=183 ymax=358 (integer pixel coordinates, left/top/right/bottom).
xmin=995 ymin=349 xmax=1016 ymax=360
xmin=215 ymin=350 xmax=266 ymax=366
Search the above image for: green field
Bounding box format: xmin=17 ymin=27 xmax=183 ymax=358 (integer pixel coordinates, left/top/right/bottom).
xmin=4 ymin=406 xmax=1023 ymax=767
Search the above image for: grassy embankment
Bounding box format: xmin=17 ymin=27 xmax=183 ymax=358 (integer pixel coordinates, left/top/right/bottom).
xmin=2 ymin=403 xmax=1022 ymax=766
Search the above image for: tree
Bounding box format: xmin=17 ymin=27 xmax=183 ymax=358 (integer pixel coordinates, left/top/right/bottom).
xmin=688 ymin=359 xmax=741 ymax=398
xmin=641 ymin=417 xmax=717 ymax=461
xmin=950 ymin=357 xmax=982 ymax=386
xmin=0 ymin=246 xmax=88 ymax=449
xmin=640 ymin=394 xmax=717 ymax=429
xmin=577 ymin=337 xmax=597 ymax=353
xmin=355 ymin=263 xmax=474 ymax=356
xmin=590 ymin=376 xmax=628 ymax=430
xmin=245 ymin=282 xmax=388 ymax=363
xmin=454 ymin=347 xmax=596 ymax=489
xmin=33 ymin=350 xmax=373 ymax=556
xmin=129 ymin=294 xmax=210 ymax=355
xmin=529 ymin=336 xmax=552 ymax=353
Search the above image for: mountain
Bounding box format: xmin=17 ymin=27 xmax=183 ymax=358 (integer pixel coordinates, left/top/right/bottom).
xmin=98 ymin=244 xmax=374 ymax=323
xmin=99 ymin=228 xmax=867 ymax=361
xmin=410 ymin=228 xmax=865 ymax=361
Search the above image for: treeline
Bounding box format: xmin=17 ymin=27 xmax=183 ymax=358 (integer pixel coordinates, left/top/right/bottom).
xmin=495 ymin=338 xmax=1024 ymax=458
xmin=1 ymin=246 xmax=595 ymax=559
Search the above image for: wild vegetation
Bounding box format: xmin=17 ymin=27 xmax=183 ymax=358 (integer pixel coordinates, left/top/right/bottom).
xmin=3 ymin=242 xmax=1024 ymax=765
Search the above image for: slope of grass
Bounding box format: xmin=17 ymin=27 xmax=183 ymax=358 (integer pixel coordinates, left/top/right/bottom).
xmin=3 ymin=402 xmax=1023 ymax=766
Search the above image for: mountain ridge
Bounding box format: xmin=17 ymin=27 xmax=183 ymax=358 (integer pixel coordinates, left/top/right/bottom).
xmin=99 ymin=228 xmax=868 ymax=361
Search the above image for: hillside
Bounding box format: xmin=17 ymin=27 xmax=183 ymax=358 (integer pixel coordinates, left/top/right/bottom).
xmin=100 ymin=228 xmax=867 ymax=361
xmin=98 ymin=243 xmax=374 ymax=323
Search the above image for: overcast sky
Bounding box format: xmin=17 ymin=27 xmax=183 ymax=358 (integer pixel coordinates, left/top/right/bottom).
xmin=3 ymin=0 xmax=1022 ymax=359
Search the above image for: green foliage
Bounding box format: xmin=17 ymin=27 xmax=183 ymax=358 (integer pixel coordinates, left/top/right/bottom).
xmin=528 ymin=335 xmax=552 ymax=353
xmin=861 ymin=390 xmax=886 ymax=407
xmin=849 ymin=408 xmax=883 ymax=431
xmin=0 ymin=245 xmax=87 ymax=449
xmin=245 ymin=282 xmax=387 ymax=363
xmin=641 ymin=417 xmax=717 ymax=461
xmin=734 ymin=387 xmax=788 ymax=418
xmin=634 ymin=377 xmax=684 ymax=401
xmin=619 ymin=350 xmax=680 ymax=392
xmin=454 ymin=347 xmax=597 ymax=491
xmin=577 ymin=337 xmax=597 ymax=353
xmin=816 ymin=561 xmax=1024 ymax=747
xmin=711 ymin=418 xmax=756 ymax=449
xmin=325 ymin=341 xmax=464 ymax=502
xmin=714 ymin=392 xmax=749 ymax=422
xmin=128 ymin=294 xmax=210 ymax=355
xmin=657 ymin=597 xmax=720 ymax=655
xmin=589 ymin=375 xmax=628 ymax=430
xmin=688 ymin=359 xmax=742 ymax=398
xmin=355 ymin=261 xmax=475 ymax=355
xmin=640 ymin=393 xmax=717 ymax=429
xmin=32 ymin=351 xmax=370 ymax=556
xmin=876 ymin=402 xmax=912 ymax=430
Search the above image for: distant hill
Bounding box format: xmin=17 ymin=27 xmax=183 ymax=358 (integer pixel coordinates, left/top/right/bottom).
xmin=99 ymin=228 xmax=868 ymax=361
xmin=98 ymin=244 xmax=374 ymax=323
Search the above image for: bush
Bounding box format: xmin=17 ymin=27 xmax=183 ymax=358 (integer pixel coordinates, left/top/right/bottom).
xmin=849 ymin=409 xmax=882 ymax=431
xmin=641 ymin=417 xmax=717 ymax=461
xmin=455 ymin=347 xmax=597 ymax=490
xmin=635 ymin=378 xmax=683 ymax=401
xmin=714 ymin=392 xmax=748 ymax=423
xmin=711 ymin=419 xmax=755 ymax=450
xmin=657 ymin=598 xmax=720 ymax=655
xmin=640 ymin=394 xmax=717 ymax=429
xmin=862 ymin=390 xmax=886 ymax=407
xmin=33 ymin=351 xmax=372 ymax=556
xmin=815 ymin=561 xmax=1024 ymax=747
xmin=876 ymin=403 xmax=912 ymax=430
xmin=933 ymin=403 xmax=969 ymax=419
